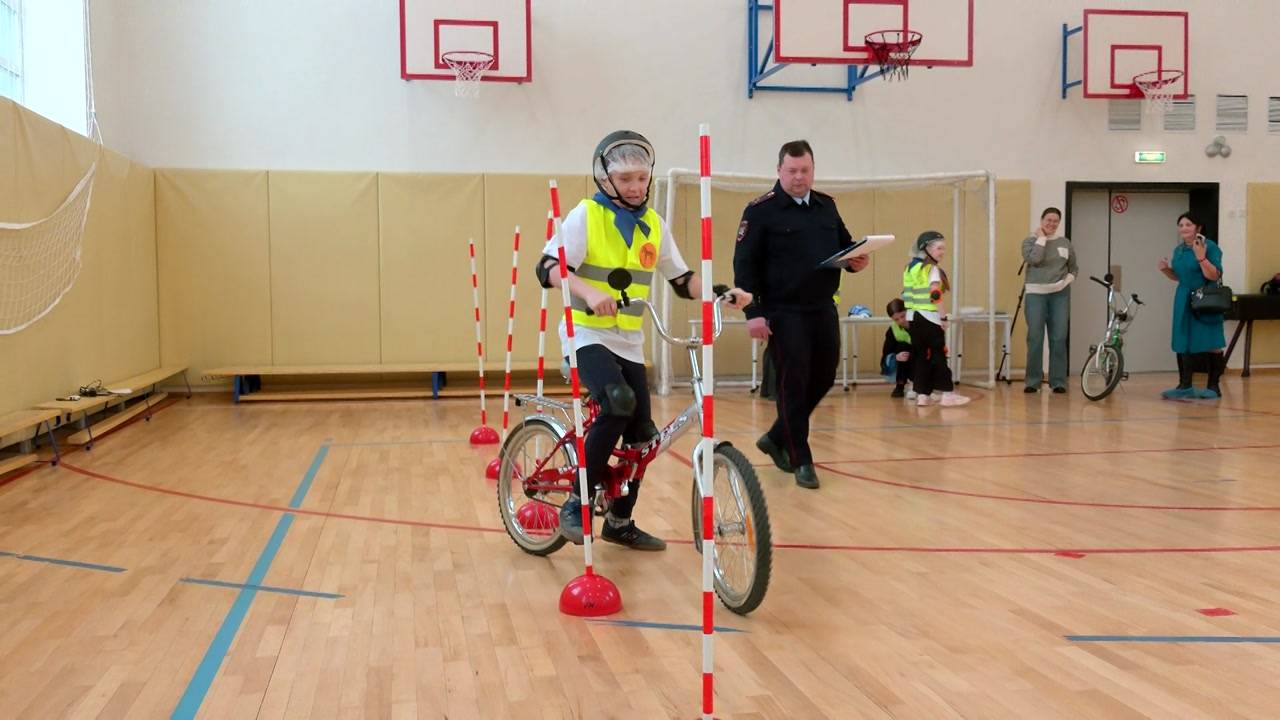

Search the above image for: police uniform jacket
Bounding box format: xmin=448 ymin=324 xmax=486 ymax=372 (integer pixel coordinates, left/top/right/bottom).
xmin=732 ymin=181 xmax=857 ymax=320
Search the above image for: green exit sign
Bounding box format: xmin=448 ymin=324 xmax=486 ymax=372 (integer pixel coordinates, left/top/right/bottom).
xmin=1134 ymin=151 xmax=1167 ymax=164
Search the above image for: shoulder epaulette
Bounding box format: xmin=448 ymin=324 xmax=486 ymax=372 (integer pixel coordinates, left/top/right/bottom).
xmin=749 ymin=190 xmax=775 ymax=207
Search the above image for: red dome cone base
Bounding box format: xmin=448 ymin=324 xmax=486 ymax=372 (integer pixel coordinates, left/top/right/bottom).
xmin=485 ymin=457 xmax=501 ymax=479
xmin=559 ymin=571 xmax=623 ymax=617
xmin=470 ymin=426 xmax=499 ymax=445
xmin=515 ymin=502 xmax=559 ymax=536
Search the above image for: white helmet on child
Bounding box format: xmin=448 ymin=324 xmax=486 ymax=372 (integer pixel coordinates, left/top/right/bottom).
xmin=592 ymin=130 xmax=655 ymax=211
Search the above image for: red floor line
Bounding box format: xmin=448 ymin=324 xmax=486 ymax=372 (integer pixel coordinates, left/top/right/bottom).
xmin=43 ymin=462 xmax=1280 ymax=556
xmin=814 ymin=463 xmax=1280 ymax=512
xmin=57 ymin=461 xmax=505 ymax=534
xmin=815 ymin=441 xmax=1280 ymax=466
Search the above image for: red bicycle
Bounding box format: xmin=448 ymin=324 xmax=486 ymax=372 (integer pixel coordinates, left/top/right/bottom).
xmin=497 ymin=292 xmax=772 ymax=615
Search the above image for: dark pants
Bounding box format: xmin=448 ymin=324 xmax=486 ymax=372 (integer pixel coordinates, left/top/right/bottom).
xmin=573 ymin=344 xmax=653 ymax=519
xmin=766 ymin=305 xmax=840 ymax=467
xmin=910 ymin=314 xmax=954 ymax=395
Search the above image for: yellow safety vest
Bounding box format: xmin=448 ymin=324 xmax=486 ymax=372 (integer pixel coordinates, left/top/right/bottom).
xmin=901 ymin=261 xmax=939 ymax=313
xmin=571 ymin=200 xmax=663 ymax=331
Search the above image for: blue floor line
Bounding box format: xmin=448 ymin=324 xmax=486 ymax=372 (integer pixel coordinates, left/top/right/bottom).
xmin=171 ymin=443 xmax=329 ymax=720
xmin=179 ymin=577 xmax=342 ymax=600
xmin=0 ymin=550 xmax=126 ymax=573
xmin=1067 ymin=635 xmax=1280 ymax=644
xmin=586 ymin=618 xmax=747 ymax=634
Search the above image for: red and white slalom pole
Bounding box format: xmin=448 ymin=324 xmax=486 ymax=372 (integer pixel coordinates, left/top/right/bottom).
xmin=550 ymin=180 xmax=621 ymax=618
xmin=535 ymin=211 xmax=552 ymax=405
xmin=486 ymin=226 xmax=522 ymax=479
xmin=697 ymin=122 xmax=717 ymax=720
xmin=468 ymin=239 xmax=498 ymax=445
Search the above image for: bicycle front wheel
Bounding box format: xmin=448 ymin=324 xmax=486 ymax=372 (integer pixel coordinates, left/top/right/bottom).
xmin=1081 ymin=345 xmax=1124 ymax=401
xmin=691 ymin=443 xmax=772 ymax=615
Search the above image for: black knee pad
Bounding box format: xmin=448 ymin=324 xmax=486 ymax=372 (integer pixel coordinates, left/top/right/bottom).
xmin=602 ymin=383 xmax=636 ymax=418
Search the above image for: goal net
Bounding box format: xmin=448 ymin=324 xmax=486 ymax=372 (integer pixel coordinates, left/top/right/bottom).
xmin=653 ymin=169 xmax=999 ymax=394
xmin=0 ymin=162 xmax=96 ymax=334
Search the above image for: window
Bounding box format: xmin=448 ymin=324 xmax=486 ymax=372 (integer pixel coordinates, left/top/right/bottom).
xmin=1107 ymin=99 xmax=1142 ymax=131
xmin=1163 ymin=95 xmax=1195 ymax=132
xmin=1269 ymin=97 xmax=1280 ymax=134
xmin=0 ymin=0 xmax=21 ymax=102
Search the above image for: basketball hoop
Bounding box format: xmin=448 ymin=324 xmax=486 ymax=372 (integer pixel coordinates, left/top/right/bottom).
xmin=441 ymin=51 xmax=495 ymax=98
xmin=865 ymin=30 xmax=923 ymax=81
xmin=1131 ymin=69 xmax=1184 ymax=114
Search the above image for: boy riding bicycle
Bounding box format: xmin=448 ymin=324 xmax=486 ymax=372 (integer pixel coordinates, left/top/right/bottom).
xmin=535 ymin=130 xmax=747 ymax=551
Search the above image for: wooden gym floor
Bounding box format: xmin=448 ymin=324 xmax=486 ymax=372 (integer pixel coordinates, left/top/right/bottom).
xmin=1 ymin=373 xmax=1278 ymax=719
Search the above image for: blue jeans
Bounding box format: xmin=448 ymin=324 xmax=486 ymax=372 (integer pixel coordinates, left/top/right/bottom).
xmin=1024 ymin=288 xmax=1070 ymax=389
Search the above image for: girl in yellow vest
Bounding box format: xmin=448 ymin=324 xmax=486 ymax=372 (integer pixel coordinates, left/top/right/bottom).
xmin=535 ymin=131 xmax=749 ymax=550
xmin=901 ymin=231 xmax=970 ymax=407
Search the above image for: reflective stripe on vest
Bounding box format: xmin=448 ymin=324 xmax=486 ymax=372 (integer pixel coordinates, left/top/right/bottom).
xmin=902 ymin=262 xmax=938 ymax=313
xmin=571 ymin=200 xmax=663 ymax=331
xmin=890 ymin=323 xmax=911 ymax=344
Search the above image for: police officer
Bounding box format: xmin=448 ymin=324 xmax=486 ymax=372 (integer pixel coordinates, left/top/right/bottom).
xmin=733 ymin=140 xmax=868 ymax=489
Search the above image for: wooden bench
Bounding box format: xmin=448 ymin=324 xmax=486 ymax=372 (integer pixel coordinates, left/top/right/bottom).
xmin=36 ymin=366 xmax=189 ymax=448
xmin=203 ymin=363 xmax=569 ymax=402
xmin=0 ymin=408 xmax=62 ymax=475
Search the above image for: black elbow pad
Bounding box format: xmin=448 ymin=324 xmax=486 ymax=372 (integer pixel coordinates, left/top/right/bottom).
xmin=670 ymin=271 xmax=695 ymax=299
xmin=534 ymin=255 xmax=558 ymax=289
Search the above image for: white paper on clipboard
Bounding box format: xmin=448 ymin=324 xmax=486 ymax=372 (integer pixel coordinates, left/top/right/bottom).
xmin=816 ymin=234 xmax=896 ymax=269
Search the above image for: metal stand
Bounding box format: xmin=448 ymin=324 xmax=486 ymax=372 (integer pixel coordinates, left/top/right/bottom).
xmin=996 ymin=261 xmax=1026 ymax=383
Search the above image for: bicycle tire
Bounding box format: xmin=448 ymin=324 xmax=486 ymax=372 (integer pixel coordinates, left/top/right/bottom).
xmin=497 ymin=416 xmax=572 ymax=556
xmin=1081 ymin=345 xmax=1124 ymax=401
xmin=691 ymin=443 xmax=773 ymax=615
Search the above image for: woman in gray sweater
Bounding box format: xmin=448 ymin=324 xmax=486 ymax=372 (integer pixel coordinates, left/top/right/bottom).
xmin=1021 ymin=207 xmax=1078 ymax=393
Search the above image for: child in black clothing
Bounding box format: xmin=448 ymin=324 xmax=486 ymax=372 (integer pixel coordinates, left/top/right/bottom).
xmin=881 ymin=298 xmax=913 ymax=397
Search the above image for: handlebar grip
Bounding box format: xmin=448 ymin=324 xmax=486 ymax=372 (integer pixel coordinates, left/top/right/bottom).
xmin=1131 ymin=294 xmax=1144 ymax=305
xmin=1089 ymin=275 xmax=1109 ymax=287
xmin=712 ymin=283 xmax=731 ymax=297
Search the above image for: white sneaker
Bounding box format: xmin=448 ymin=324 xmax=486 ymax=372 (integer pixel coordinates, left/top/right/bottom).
xmin=916 ymin=394 xmax=932 ymax=407
xmin=906 ymin=389 xmax=918 ymax=400
xmin=939 ymin=392 xmax=971 ymax=407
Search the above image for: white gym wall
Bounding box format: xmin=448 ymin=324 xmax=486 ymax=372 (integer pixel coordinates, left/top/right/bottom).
xmin=88 ymin=0 xmax=1280 ymax=294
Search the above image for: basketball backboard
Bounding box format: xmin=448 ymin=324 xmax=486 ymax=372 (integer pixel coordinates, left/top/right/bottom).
xmin=1082 ymin=9 xmax=1188 ymax=98
xmin=773 ymin=0 xmax=973 ymax=67
xmin=400 ymin=0 xmax=531 ymax=82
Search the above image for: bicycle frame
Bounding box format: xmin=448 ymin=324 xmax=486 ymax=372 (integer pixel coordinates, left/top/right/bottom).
xmin=516 ymin=296 xmax=728 ymax=512
xmin=1090 ymin=276 xmax=1142 ymax=355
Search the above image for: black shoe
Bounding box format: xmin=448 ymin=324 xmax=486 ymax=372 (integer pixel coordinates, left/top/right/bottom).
xmin=600 ymin=520 xmax=667 ymax=551
xmin=794 ymin=464 xmax=820 ymax=489
xmin=891 ymin=384 xmax=905 ymax=398
xmin=559 ymin=498 xmax=586 ymax=545
xmin=756 ymin=434 xmax=794 ymax=473
xmin=1052 ymin=386 xmax=1067 ymax=394
xmin=1024 ymin=386 xmax=1039 ymax=393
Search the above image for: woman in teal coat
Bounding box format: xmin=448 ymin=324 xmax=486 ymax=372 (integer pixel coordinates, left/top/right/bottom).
xmin=1158 ymin=212 xmax=1225 ymax=399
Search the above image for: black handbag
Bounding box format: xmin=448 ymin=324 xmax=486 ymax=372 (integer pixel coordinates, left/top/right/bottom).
xmin=1189 ymin=282 xmax=1233 ymax=317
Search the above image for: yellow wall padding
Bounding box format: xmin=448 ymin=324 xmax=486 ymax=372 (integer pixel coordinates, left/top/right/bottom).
xmin=268 ymin=172 xmax=381 ymax=365
xmin=0 ymin=99 xmax=159 ymax=416
xmin=482 ymin=174 xmax=589 ymax=369
xmin=378 ymin=173 xmax=486 ymax=364
xmin=1246 ymin=183 xmax=1280 ymax=364
xmin=156 ymin=170 xmax=273 ymax=381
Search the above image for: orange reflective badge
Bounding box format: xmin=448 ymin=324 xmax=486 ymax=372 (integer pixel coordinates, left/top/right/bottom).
xmin=638 ymin=242 xmax=658 ymax=269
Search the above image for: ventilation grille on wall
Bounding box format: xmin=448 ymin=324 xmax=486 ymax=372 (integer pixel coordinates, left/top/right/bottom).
xmin=1163 ymin=95 xmax=1196 ymax=131
xmin=1216 ymin=95 xmax=1248 ymax=132
xmin=1108 ymin=99 xmax=1142 ymax=131
xmin=1269 ymin=97 xmax=1280 ymax=133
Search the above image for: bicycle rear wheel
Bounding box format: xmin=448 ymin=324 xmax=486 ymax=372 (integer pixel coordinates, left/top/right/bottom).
xmin=1081 ymin=345 xmax=1124 ymax=401
xmin=497 ymin=416 xmax=573 ymax=556
xmin=691 ymin=443 xmax=772 ymax=615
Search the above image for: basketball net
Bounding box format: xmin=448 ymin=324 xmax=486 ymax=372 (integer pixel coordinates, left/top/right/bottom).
xmin=865 ymin=30 xmax=922 ymax=81
xmin=0 ymin=163 xmax=96 ymax=334
xmin=1132 ymin=69 xmax=1184 ymax=114
xmin=442 ymin=51 xmax=495 ymax=98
